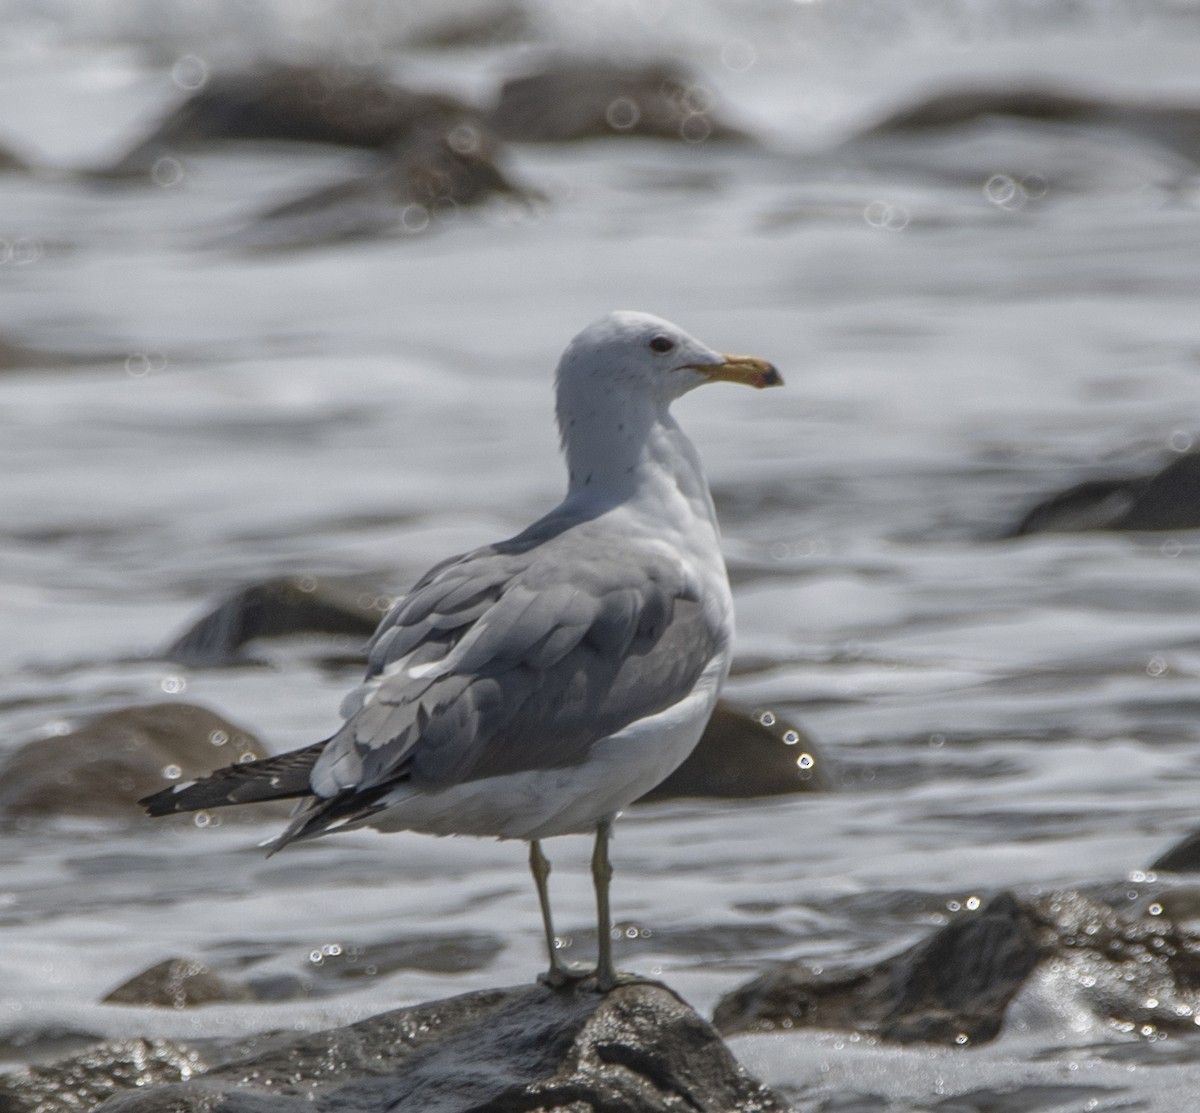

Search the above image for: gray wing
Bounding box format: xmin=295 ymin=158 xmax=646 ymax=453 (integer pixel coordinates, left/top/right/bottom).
xmin=310 ymin=514 xmax=723 ymax=798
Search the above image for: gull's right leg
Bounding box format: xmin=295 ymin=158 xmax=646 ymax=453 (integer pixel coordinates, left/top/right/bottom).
xmin=529 ymin=838 xmax=571 ymax=986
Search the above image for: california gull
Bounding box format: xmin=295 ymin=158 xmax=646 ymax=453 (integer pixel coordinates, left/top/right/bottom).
xmin=141 ymin=310 xmax=781 ymax=989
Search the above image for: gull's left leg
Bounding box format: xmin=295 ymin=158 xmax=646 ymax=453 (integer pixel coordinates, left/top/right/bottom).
xmin=592 ymin=814 xmax=617 ymax=991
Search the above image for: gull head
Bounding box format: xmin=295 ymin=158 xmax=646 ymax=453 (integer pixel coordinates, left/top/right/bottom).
xmin=553 ymin=311 xmax=781 ymax=497
xmin=556 ymin=311 xmax=781 ymax=421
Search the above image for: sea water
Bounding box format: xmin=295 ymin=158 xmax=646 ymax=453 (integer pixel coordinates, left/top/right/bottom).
xmin=2 ymin=2 xmax=1200 ymax=1108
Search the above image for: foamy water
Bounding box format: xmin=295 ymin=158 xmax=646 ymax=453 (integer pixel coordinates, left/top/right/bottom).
xmin=3 ymin=2 xmax=1200 ymax=1108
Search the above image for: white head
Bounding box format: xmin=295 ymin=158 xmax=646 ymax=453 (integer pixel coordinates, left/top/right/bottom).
xmin=556 ymin=310 xmax=780 ymax=424
xmin=553 ymin=310 xmax=781 ymax=497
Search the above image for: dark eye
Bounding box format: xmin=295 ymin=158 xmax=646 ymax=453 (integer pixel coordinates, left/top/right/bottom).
xmin=649 ymin=334 xmax=675 ymax=354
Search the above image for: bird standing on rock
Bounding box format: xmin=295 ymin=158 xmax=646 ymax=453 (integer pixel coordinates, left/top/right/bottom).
xmin=141 ymin=310 xmax=782 ymax=990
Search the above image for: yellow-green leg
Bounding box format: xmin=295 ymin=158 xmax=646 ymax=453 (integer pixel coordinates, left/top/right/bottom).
xmin=529 ymin=838 xmax=568 ymax=984
xmin=592 ymin=815 xmax=616 ymax=991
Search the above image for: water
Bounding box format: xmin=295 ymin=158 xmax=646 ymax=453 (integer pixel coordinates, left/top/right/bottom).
xmin=3 ymin=1 xmax=1200 ymax=1108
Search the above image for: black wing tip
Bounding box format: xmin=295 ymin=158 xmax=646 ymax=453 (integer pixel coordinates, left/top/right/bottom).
xmin=138 ymin=784 xmax=188 ymax=816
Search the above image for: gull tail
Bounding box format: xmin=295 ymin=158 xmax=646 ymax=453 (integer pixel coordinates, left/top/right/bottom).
xmin=138 ymin=740 xmax=328 ymax=817
xmin=264 ymin=780 xmax=398 ymax=855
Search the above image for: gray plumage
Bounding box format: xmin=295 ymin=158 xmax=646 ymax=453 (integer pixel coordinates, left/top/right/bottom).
xmin=317 ymin=515 xmax=717 ymax=797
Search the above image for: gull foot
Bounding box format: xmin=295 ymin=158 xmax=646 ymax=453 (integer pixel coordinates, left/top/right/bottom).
xmin=538 ymin=961 xmax=595 ymax=990
xmin=538 ymin=964 xmax=643 ymax=993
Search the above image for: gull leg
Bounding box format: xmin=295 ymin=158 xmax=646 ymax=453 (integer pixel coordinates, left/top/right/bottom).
xmin=592 ymin=815 xmax=616 ymax=991
xmin=529 ymin=838 xmax=568 ymax=985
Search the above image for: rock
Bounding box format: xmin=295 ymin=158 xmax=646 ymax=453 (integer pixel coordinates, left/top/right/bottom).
xmin=0 ymin=139 xmax=28 ymax=172
xmin=0 ymin=982 xmax=785 ymax=1113
xmin=1151 ymin=826 xmax=1200 ymax=872
xmin=488 ymin=58 xmax=747 ymax=144
xmin=407 ymin=2 xmax=532 ymax=49
xmin=102 ymin=957 xmax=254 ymax=1009
xmin=714 ymin=891 xmax=1051 ymax=1046
xmin=296 ymin=932 xmax=505 ymax=988
xmin=0 ymin=335 xmax=120 ymax=373
xmin=0 ymin=1038 xmax=204 ymax=1113
xmin=639 ymin=701 xmax=830 ymax=801
xmin=98 ymin=932 xmax=506 ymax=1012
xmin=0 ymin=703 xmax=267 ymax=822
xmin=164 ymin=575 xmax=388 ymax=666
xmin=716 ymin=886 xmax=1200 ymax=1046
xmin=1009 ymin=452 xmax=1200 ymax=535
xmin=97 ymin=63 xmax=489 ymax=178
xmin=1036 ymin=887 xmax=1200 ymax=1037
xmin=231 ymin=125 xmax=533 ymax=250
xmin=860 ymin=85 xmax=1200 ymax=164
xmin=860 ymin=86 xmax=1111 ymax=137
xmin=0 ymin=1024 xmax=102 ymax=1064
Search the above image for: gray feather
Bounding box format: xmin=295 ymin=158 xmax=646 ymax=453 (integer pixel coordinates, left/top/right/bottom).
xmin=310 ymin=514 xmax=721 ymax=799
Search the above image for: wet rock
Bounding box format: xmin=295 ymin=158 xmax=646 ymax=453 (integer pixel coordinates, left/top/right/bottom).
xmin=1009 ymin=452 xmax=1200 ymax=535
xmin=297 ymin=932 xmax=505 ymax=989
xmin=230 ymin=125 xmax=533 ymax=250
xmin=639 ymin=701 xmax=831 ymax=801
xmin=714 ymin=891 xmax=1051 ymax=1046
xmin=0 ymin=1024 xmax=102 ymax=1064
xmin=102 ymin=957 xmax=254 ymax=1009
xmin=98 ymin=63 xmax=490 ymax=178
xmin=0 ymin=335 xmax=121 ymax=373
xmin=9 ymin=982 xmax=784 ymax=1113
xmin=0 ymin=703 xmax=267 ymax=822
xmin=99 ymin=933 xmax=505 ymax=1011
xmin=0 ymin=140 xmax=27 ymax=172
xmin=1151 ymin=826 xmax=1200 ymax=872
xmin=0 ymin=1038 xmax=204 ymax=1113
xmin=861 ymin=86 xmax=1113 ymax=137
xmin=407 ymin=2 xmax=532 ymax=49
xmin=488 ymin=58 xmax=747 ymax=144
xmin=1033 ymin=886 xmax=1200 ymax=1037
xmin=165 ymin=575 xmax=387 ymax=666
xmin=717 ymin=886 xmax=1200 ymax=1046
xmin=860 ymin=85 xmax=1200 ymax=164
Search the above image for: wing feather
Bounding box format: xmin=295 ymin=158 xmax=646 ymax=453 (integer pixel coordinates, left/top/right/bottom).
xmin=310 ymin=517 xmax=723 ymax=801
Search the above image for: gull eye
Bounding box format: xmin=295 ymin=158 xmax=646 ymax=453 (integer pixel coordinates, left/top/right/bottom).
xmin=648 ymin=334 xmax=675 ymax=354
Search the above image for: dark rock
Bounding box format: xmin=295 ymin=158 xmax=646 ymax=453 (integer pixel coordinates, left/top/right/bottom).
xmin=488 ymin=58 xmax=748 ymax=144
xmin=407 ymin=2 xmax=532 ymax=49
xmin=0 ymin=1038 xmax=203 ymax=1113
xmin=639 ymin=701 xmax=831 ymax=801
xmin=9 ymin=982 xmax=785 ymax=1113
xmin=860 ymin=86 xmax=1111 ymax=137
xmin=232 ymin=124 xmax=533 ymax=250
xmin=714 ymin=891 xmax=1051 ymax=1046
xmin=98 ymin=933 xmax=505 ymax=1012
xmin=0 ymin=335 xmax=121 ymax=374
xmin=1114 ymin=453 xmax=1200 ymax=530
xmin=165 ymin=575 xmax=387 ymax=666
xmin=1151 ymin=826 xmax=1200 ymax=872
xmin=1039 ymin=887 xmax=1200 ymax=1035
xmin=0 ymin=1024 xmax=103 ymax=1064
xmin=297 ymin=932 xmax=505 ymax=987
xmin=0 ymin=140 xmax=27 ymax=172
xmin=860 ymin=85 xmax=1200 ymax=164
xmin=0 ymin=703 xmax=267 ymax=822
xmin=102 ymin=957 xmax=254 ymax=1009
xmin=97 ymin=63 xmax=490 ymax=178
xmin=717 ymin=886 xmax=1200 ymax=1046
xmin=1009 ymin=452 xmax=1200 ymax=535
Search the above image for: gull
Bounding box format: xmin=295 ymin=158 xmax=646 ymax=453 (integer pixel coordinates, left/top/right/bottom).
xmin=141 ymin=310 xmax=781 ymax=989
